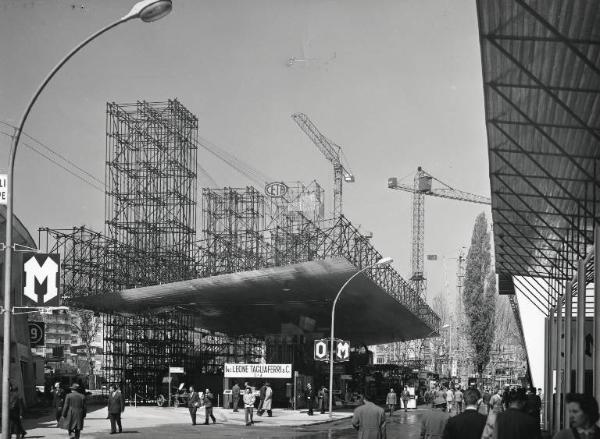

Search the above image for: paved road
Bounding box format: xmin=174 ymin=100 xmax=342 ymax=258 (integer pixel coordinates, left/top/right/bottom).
xmin=21 ymin=405 xmax=424 ymax=438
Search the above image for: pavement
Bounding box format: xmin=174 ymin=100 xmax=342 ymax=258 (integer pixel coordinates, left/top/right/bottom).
xmin=20 ymin=404 xmax=554 ymax=439
xmin=21 ymin=405 xmax=353 ymax=438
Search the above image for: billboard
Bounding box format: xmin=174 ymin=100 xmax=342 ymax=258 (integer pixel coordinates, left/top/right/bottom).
xmin=224 ymin=363 xmax=292 ymax=379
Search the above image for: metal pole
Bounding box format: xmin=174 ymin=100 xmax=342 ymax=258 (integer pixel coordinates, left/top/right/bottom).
xmin=293 ymin=370 xmax=297 ymax=410
xmin=576 ymin=259 xmax=586 ymax=393
xmin=594 ymin=227 xmax=600 ymax=405
xmin=168 ymin=371 xmax=171 ymax=407
xmin=1 ymin=17 xmax=129 ymax=439
xmin=329 ymin=261 xmax=390 ymax=418
xmin=564 ymin=283 xmax=572 ymax=425
xmin=554 ymin=294 xmax=563 ymax=433
xmin=544 ymin=313 xmax=553 ymax=432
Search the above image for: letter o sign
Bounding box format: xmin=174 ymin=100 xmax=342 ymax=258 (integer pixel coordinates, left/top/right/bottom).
xmin=314 ymin=340 xmax=328 ymax=360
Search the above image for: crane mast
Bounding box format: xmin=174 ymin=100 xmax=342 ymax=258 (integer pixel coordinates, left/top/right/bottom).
xmin=388 ymin=166 xmax=490 ymax=299
xmin=292 ymin=113 xmax=354 ymax=220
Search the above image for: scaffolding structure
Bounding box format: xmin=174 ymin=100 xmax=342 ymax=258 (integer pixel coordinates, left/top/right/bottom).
xmin=200 ymin=187 xmax=265 ymax=276
xmin=37 ymin=99 xmax=439 ymax=402
xmin=265 ymin=180 xmax=325 ymax=230
xmin=105 ymin=99 xmax=198 ymax=283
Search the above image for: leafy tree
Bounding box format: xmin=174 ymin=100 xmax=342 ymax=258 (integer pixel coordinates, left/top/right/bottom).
xmin=462 ymin=213 xmax=496 ymax=375
xmin=71 ymin=310 xmax=101 ymax=388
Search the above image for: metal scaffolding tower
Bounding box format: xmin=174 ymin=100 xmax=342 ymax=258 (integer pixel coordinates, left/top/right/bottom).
xmin=105 ymin=99 xmax=198 ymax=283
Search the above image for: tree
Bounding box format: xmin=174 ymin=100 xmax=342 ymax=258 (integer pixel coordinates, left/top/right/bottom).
xmin=462 ymin=213 xmax=496 ymax=375
xmin=71 ymin=310 xmax=101 ymax=389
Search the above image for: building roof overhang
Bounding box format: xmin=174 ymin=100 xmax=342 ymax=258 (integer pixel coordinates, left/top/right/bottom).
xmin=477 ymin=0 xmax=600 ymax=313
xmin=74 ymin=257 xmax=433 ymax=345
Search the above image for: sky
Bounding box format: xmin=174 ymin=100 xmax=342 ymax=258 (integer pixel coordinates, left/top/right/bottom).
xmin=0 ymin=0 xmax=543 ymax=386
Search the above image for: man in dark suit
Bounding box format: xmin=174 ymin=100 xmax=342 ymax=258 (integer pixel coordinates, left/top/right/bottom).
xmin=494 ymin=388 xmax=541 ymax=439
xmin=187 ymin=386 xmax=200 ymax=425
xmin=443 ymin=388 xmax=486 ymax=439
xmin=62 ymin=383 xmax=87 ymax=439
xmin=305 ymin=383 xmax=315 ymax=416
xmin=107 ymin=384 xmax=125 ymax=434
xmin=231 ymin=382 xmax=241 ymax=412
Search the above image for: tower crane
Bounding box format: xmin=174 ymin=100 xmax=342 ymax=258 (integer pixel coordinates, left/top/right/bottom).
xmin=292 ymin=113 xmax=354 ymax=219
xmin=388 ymin=166 xmax=490 ymax=299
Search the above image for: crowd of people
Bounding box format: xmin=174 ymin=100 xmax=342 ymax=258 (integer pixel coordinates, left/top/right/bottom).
xmin=418 ymin=384 xmax=599 ymax=439
xmin=349 ymin=383 xmax=599 ymax=439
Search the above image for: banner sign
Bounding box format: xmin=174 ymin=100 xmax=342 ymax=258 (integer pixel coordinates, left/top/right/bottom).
xmin=169 ymin=366 xmax=184 ymax=374
xmin=224 ymin=363 xmax=292 ymax=379
xmin=22 ymin=253 xmax=60 ymax=307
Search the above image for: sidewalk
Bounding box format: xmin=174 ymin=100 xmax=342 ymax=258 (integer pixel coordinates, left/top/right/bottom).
xmin=22 ymin=405 xmax=353 ymax=438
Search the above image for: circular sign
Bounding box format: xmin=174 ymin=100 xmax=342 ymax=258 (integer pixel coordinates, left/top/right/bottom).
xmin=265 ymin=182 xmax=288 ymax=198
xmin=29 ymin=322 xmax=44 ymax=345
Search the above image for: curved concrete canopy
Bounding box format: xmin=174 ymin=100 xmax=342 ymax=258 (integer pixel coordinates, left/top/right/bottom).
xmin=74 ymin=257 xmax=433 ymax=345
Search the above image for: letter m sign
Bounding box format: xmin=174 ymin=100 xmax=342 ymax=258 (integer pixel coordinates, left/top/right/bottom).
xmin=22 ymin=253 xmax=60 ymax=307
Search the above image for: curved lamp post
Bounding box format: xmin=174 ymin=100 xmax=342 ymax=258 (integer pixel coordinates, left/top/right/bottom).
xmin=328 ymin=257 xmax=393 ymax=418
xmin=1 ymin=1 xmax=172 ymax=437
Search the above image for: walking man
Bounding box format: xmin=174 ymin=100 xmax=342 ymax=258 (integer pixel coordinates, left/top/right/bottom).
xmin=203 ymin=388 xmax=216 ymax=424
xmin=454 ymin=386 xmax=464 ymax=414
xmin=187 ymin=386 xmax=200 ymax=425
xmin=9 ymin=384 xmax=26 ymax=439
xmin=489 ymin=388 xmax=504 ymax=414
xmin=442 ymin=388 xmax=486 ymax=439
xmin=262 ymin=382 xmax=273 ymax=417
xmin=107 ymin=384 xmax=125 ymax=434
xmin=243 ymin=387 xmax=256 ymax=426
xmin=231 ymin=382 xmax=240 ymax=412
xmin=305 ymin=383 xmax=315 ymax=415
xmin=401 ymin=386 xmax=411 ymax=412
xmin=446 ymin=387 xmax=454 ymax=413
xmin=61 ymin=383 xmax=86 ymax=439
xmin=421 ymin=400 xmax=450 ymax=439
xmin=352 ymin=391 xmax=386 ymax=439
xmin=52 ymin=382 xmax=65 ymax=427
xmin=257 ymin=382 xmax=267 ymax=415
xmin=492 ymin=389 xmax=541 ymax=439
xmin=318 ymin=386 xmax=328 ymax=414
xmin=386 ymin=388 xmax=397 ymax=416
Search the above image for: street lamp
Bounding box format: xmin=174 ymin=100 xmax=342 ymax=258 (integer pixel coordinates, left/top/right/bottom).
xmin=328 ymin=257 xmax=393 ymax=418
xmin=1 ymin=2 xmax=172 ymax=437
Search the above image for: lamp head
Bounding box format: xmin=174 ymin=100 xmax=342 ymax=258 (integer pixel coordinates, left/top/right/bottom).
xmin=123 ymin=0 xmax=172 ymax=22
xmin=375 ymin=257 xmax=393 ymax=266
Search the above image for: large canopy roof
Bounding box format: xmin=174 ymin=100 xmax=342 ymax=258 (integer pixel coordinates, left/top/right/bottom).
xmin=74 ymin=257 xmax=434 ymax=345
xmin=478 ymin=0 xmax=600 ymax=312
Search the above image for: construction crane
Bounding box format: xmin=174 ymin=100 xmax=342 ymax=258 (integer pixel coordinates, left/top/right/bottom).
xmin=292 ymin=113 xmax=354 ymax=219
xmin=388 ymin=166 xmax=490 ymax=299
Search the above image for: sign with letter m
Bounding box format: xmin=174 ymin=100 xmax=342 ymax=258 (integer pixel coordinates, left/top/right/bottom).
xmin=22 ymin=253 xmax=60 ymax=307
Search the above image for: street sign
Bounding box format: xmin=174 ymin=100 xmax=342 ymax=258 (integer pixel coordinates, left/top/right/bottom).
xmin=169 ymin=366 xmax=184 ymax=374
xmin=313 ymin=338 xmax=351 ymax=362
xmin=0 ymin=174 xmax=7 ymax=205
xmin=28 ymin=322 xmax=45 ymax=347
xmin=22 ymin=253 xmax=60 ymax=307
